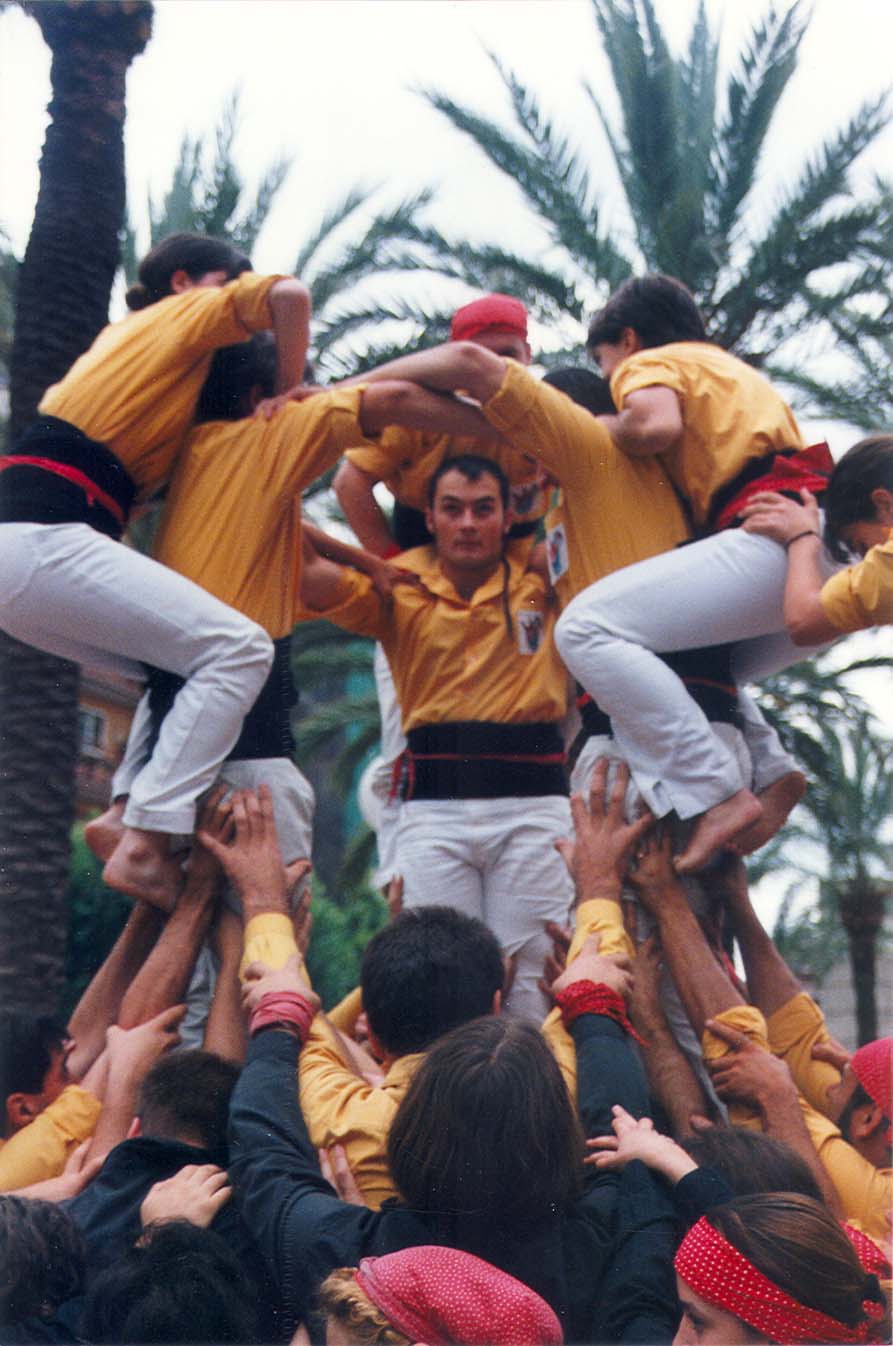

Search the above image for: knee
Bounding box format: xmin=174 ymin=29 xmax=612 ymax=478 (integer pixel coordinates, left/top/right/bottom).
xmin=231 ymin=620 xmax=274 ymax=682
xmin=554 ymin=602 xmax=584 ymax=665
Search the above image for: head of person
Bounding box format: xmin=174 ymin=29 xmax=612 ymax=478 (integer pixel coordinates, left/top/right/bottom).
xmin=0 ymin=1011 xmax=70 ymax=1139
xmin=673 ymin=1193 xmax=886 ymax=1345
xmin=0 ymin=1196 xmax=85 ymax=1324
xmin=425 ymin=454 xmax=512 ymax=574
xmin=586 ymin=273 xmax=708 ymax=378
xmin=450 ymin=293 xmax=531 ymax=365
xmin=80 ymin=1220 xmax=260 ymax=1344
xmin=542 ymin=365 xmax=616 ymax=417
xmin=125 ymin=232 xmax=251 ymax=311
xmin=824 ymin=435 xmax=893 ymax=562
xmin=319 ymin=1246 xmax=563 ymax=1346
xmin=361 ymin=907 xmax=504 ymax=1061
xmin=195 ymin=332 xmax=278 ymax=422
xmin=135 ymin=1050 xmax=240 ymax=1153
xmin=681 ymin=1127 xmax=825 ymax=1203
xmin=825 ymin=1038 xmax=892 ymax=1168
xmin=387 ymin=1016 xmax=583 ymax=1230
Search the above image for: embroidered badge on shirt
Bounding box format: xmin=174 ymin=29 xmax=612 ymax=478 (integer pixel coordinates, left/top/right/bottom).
xmin=517 ymin=609 xmax=545 ymax=654
xmin=510 ymin=480 xmax=544 ymax=521
xmin=546 ymin=523 xmax=568 ymax=583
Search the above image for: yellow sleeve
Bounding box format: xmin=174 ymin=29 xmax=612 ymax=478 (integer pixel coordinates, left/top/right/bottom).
xmin=327 ymin=986 xmax=364 ymax=1035
xmin=820 ymin=537 xmax=893 ymax=632
xmin=766 ymin=992 xmax=839 ymax=1117
xmin=610 ymin=350 xmax=689 ymax=407
xmin=802 ymin=1105 xmax=893 ymax=1244
xmin=541 ymin=898 xmax=633 ymax=1101
xmin=701 ymin=1005 xmax=770 ymax=1131
xmin=344 ymin=426 xmax=421 ymax=486
xmin=0 ymin=1086 xmax=102 ymax=1191
xmin=304 ymin=566 xmax=390 ymax=640
xmin=254 ymin=388 xmax=374 ymax=501
xmin=240 ymin=913 xmax=301 ymax=979
xmin=298 ymin=1021 xmax=399 ymax=1210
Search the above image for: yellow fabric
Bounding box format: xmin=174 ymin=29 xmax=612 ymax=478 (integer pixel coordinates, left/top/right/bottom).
xmin=766 ymin=992 xmax=840 ymax=1117
xmin=609 ymin=343 xmax=804 ymax=526
xmin=39 ymin=273 xmax=283 ymax=499
xmin=345 ymin=426 xmax=546 ymax=527
xmin=327 ymin=986 xmax=364 ymax=1035
xmin=0 ymin=1085 xmax=101 ymax=1191
xmin=306 ymin=545 xmax=567 ymax=732
xmin=541 ymin=898 xmax=632 ymax=1100
xmin=483 ymin=361 xmax=690 ymax=594
xmin=240 ymin=912 xmax=300 ymax=980
xmin=820 ymin=533 xmax=893 ymax=632
xmin=801 ymin=1106 xmax=892 ymax=1245
xmin=154 ymin=388 xmax=371 ymax=636
xmin=701 ymin=1004 xmax=770 ymax=1131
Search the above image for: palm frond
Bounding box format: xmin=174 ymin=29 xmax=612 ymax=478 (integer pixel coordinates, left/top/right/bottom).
xmin=294 ymin=186 xmax=377 ymax=277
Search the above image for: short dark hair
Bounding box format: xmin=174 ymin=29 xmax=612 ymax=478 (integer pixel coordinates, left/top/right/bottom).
xmin=137 ymin=1050 xmax=240 ymax=1153
xmin=81 ymin=1221 xmax=260 ymax=1344
xmin=195 ymin=333 xmax=278 ymax=422
xmin=682 ymin=1128 xmax=824 ymax=1203
xmin=837 ymin=1079 xmax=879 ymax=1143
xmin=125 ymin=232 xmax=251 ymax=311
xmin=0 ymin=1012 xmax=67 ymax=1139
xmin=824 ymin=434 xmax=893 ymax=561
xmin=542 ymin=366 xmax=616 ymax=416
xmin=387 ymin=1016 xmax=583 ymax=1228
xmin=361 ymin=907 xmax=504 ymax=1057
xmin=587 ymin=273 xmax=707 ymax=351
xmin=0 ymin=1196 xmax=85 ymax=1321
xmin=427 ymin=453 xmax=510 ymax=509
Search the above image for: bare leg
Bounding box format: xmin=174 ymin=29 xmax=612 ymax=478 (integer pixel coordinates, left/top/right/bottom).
xmin=84 ymin=797 xmax=127 ymax=862
xmin=103 ymin=827 xmax=184 ymax=912
xmin=674 ymin=788 xmax=763 ymax=874
xmin=728 ymin=770 xmax=806 ymax=856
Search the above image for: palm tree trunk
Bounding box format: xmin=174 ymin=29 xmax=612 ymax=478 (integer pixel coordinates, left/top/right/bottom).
xmin=1 ymin=3 xmax=151 ymax=1013
xmin=839 ymin=879 xmax=883 ymax=1045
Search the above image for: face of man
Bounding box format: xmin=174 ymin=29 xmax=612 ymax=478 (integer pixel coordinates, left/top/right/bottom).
xmin=5 ymin=1042 xmax=70 ymax=1135
xmin=825 ymin=1063 xmax=859 ymax=1126
xmin=472 ymin=328 xmax=532 ymax=365
xmin=426 ymin=468 xmax=509 ymax=573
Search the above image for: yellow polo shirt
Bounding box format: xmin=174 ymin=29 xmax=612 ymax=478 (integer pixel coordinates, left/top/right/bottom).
xmin=39 ymin=272 xmax=283 ymax=498
xmin=609 ymin=343 xmax=804 ymax=526
xmin=0 ymin=1085 xmax=102 ymax=1191
xmin=482 ymin=361 xmax=690 ymax=594
xmin=345 ymin=427 xmax=546 ymax=529
xmin=820 ymin=534 xmax=893 ymax=631
xmin=305 ymin=545 xmax=567 ymax=731
xmin=153 ymin=388 xmax=373 ymax=636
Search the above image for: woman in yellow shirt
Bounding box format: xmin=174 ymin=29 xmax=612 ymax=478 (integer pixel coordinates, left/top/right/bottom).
xmin=0 ymin=233 xmax=311 ymax=909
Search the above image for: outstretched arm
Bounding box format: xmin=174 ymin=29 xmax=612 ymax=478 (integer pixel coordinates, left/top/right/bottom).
xmin=741 ymin=489 xmax=839 ymax=644
xmin=342 ymin=341 xmax=508 ymax=404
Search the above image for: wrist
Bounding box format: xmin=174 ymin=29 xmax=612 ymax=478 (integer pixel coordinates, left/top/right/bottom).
xmin=577 ymin=879 xmax=622 ymax=905
xmin=784 ymin=529 xmax=821 ymax=550
xmin=241 ymin=891 xmax=289 ymax=921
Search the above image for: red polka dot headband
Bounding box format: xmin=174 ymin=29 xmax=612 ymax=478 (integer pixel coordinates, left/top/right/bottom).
xmin=675 ymin=1216 xmax=880 ymax=1344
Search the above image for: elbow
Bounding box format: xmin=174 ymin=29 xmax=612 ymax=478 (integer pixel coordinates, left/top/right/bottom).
xmin=332 ymin=459 xmax=352 ymax=509
xmin=448 ymin=341 xmax=496 ymax=399
xmin=270 ymin=277 xmax=312 ymax=316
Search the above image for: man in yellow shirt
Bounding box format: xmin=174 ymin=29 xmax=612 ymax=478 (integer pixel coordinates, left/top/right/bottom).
xmin=301 ymin=454 xmax=574 ymax=1022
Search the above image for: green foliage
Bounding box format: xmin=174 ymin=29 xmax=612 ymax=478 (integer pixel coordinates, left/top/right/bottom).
xmin=63 ymin=824 xmax=131 ymax=1020
xmin=304 ymin=875 xmax=387 ymax=1010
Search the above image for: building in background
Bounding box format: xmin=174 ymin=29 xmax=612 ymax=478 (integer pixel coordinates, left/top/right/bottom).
xmin=75 ymin=667 xmax=140 ymax=820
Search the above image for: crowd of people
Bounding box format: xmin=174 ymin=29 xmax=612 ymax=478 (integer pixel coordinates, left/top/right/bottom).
xmin=0 ymin=232 xmax=891 ymax=1344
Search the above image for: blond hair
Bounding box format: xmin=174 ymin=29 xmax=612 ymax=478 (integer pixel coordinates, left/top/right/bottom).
xmin=318 ymin=1268 xmax=410 ymax=1345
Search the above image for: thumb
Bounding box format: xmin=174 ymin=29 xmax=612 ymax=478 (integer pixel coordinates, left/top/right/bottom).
xmin=689 ymin=1113 xmax=715 ymax=1133
xmin=705 ymin=1017 xmax=750 ymax=1051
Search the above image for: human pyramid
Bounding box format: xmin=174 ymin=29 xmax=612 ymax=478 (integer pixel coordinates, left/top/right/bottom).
xmin=0 ymin=233 xmax=891 ymax=1345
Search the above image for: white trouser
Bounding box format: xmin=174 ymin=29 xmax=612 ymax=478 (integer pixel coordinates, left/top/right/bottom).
xmin=396 ymin=795 xmax=575 ymax=1024
xmin=0 ymin=523 xmax=273 ymax=833
xmin=556 ymin=528 xmax=838 ymax=819
xmin=370 ymin=642 xmax=407 ymax=887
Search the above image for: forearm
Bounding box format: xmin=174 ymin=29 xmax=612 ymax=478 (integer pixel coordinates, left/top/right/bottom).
xmin=332 ymin=462 xmax=397 ymax=555
xmin=360 ymin=381 xmax=506 ymax=442
xmin=638 ymin=1021 xmax=710 ymax=1138
xmin=759 ymin=1087 xmax=844 ymax=1217
xmin=784 ymin=534 xmax=839 ymax=645
xmin=343 ymin=341 xmax=504 ymax=403
xmin=66 ymin=902 xmax=163 ymax=1078
xmin=653 ymin=891 xmax=745 ymax=1039
xmin=598 ymin=388 xmax=681 ymax=459
xmin=304 ymin=521 xmax=388 ymax=574
xmin=725 ymin=886 xmax=801 ymax=1018
xmin=117 ymin=874 xmax=217 ymax=1028
xmin=269 ymin=279 xmax=311 ymax=393
xmin=203 ymin=913 xmax=247 ymax=1065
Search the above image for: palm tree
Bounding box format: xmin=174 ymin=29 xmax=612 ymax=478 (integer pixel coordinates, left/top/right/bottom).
xmin=1 ymin=1 xmax=152 ymax=1014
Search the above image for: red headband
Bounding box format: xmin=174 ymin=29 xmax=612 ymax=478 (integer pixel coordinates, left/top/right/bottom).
xmin=450 ymin=294 xmax=528 ymax=342
xmin=355 ymin=1245 xmax=563 ymax=1345
xmin=675 ymin=1216 xmax=878 ymax=1344
xmin=851 ymin=1038 xmax=892 ymax=1141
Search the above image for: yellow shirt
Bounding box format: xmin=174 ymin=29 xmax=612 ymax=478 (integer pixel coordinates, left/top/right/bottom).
xmin=610 ymin=342 xmax=804 ymax=526
xmin=153 ymin=388 xmax=372 ymax=636
xmin=482 ymin=361 xmax=690 ymax=596
xmin=306 ymin=546 xmax=567 ymax=731
xmin=820 ymin=533 xmax=893 ymax=631
xmin=0 ymin=1085 xmax=101 ymax=1191
xmin=345 ymin=427 xmax=546 ymax=528
xmin=39 ymin=272 xmax=283 ymax=499
xmin=765 ymin=991 xmax=841 ymax=1117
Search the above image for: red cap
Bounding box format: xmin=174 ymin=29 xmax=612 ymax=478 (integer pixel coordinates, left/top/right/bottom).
xmin=355 ymin=1245 xmax=563 ymax=1345
xmin=851 ymin=1038 xmax=892 ymax=1136
xmin=450 ymin=293 xmax=528 ymax=342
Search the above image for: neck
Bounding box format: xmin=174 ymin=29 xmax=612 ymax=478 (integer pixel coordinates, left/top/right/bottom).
xmin=440 ymin=556 xmax=502 ymax=600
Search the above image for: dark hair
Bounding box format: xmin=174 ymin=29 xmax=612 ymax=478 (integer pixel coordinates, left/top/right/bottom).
xmin=682 ymin=1128 xmax=824 ymax=1203
xmin=707 ymin=1194 xmax=881 ymax=1330
xmin=136 ymin=1050 xmax=240 ymax=1153
xmin=0 ymin=1196 xmax=85 ymax=1322
xmin=824 ymin=434 xmax=893 ymax=561
xmin=837 ymin=1079 xmax=880 ymax=1142
xmin=361 ymin=907 xmax=504 ymax=1057
xmin=387 ymin=1016 xmax=583 ymax=1228
xmin=0 ymin=1011 xmax=67 ymax=1138
xmin=81 ymin=1220 xmax=260 ymax=1344
xmin=125 ymin=232 xmax=251 ymax=311
xmin=195 ymin=333 xmax=278 ymax=422
xmin=586 ymin=273 xmax=707 ymax=351
xmin=427 ymin=453 xmax=510 ymax=509
xmin=542 ymin=366 xmax=616 ymax=416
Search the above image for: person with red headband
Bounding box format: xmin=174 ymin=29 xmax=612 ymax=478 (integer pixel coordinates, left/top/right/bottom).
xmin=318 ymin=1246 xmax=563 ymax=1346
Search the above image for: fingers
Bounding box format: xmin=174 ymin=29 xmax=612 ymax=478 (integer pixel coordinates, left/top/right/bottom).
xmin=704 ymin=1017 xmax=751 ymax=1051
xmin=151 ymin=1004 xmax=187 ymax=1032
xmin=586 ymin=757 xmax=609 ymax=818
xmin=285 ymin=858 xmax=313 ymax=892
xmin=585 ymin=1136 xmax=619 ymax=1151
xmin=242 ymin=960 xmax=274 ymax=982
xmin=688 ymin=1113 xmax=716 ymax=1133
xmin=607 ymin=761 xmax=630 ymax=821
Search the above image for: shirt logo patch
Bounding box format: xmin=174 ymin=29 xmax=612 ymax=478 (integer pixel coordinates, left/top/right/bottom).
xmin=510 ymin=480 xmax=544 ymax=520
xmin=546 ymin=523 xmax=568 ymax=583
xmin=517 ymin=609 xmax=545 ymax=655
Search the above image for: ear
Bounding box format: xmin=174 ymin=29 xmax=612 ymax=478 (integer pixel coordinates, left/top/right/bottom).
xmin=5 ymin=1092 xmax=38 ymax=1133
xmin=169 ymin=268 xmax=193 ymax=295
xmin=424 ymin=506 xmax=435 ymax=536
xmin=869 ymin=486 xmax=893 ymax=521
xmin=621 ymin=326 xmax=643 ymax=356
xmin=520 ymin=340 xmax=533 ymax=366
xmin=491 ymin=988 xmax=502 ymax=1016
xmin=366 ymin=1027 xmax=387 ymax=1063
xmin=851 ymin=1102 xmax=885 ymax=1142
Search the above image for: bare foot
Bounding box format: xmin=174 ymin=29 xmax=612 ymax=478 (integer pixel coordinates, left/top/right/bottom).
xmin=674 ymin=790 xmax=763 ymax=874
xmin=728 ymin=770 xmax=807 ymax=855
xmin=103 ymin=828 xmax=183 ymax=911
xmin=84 ymin=800 xmax=127 ymax=861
